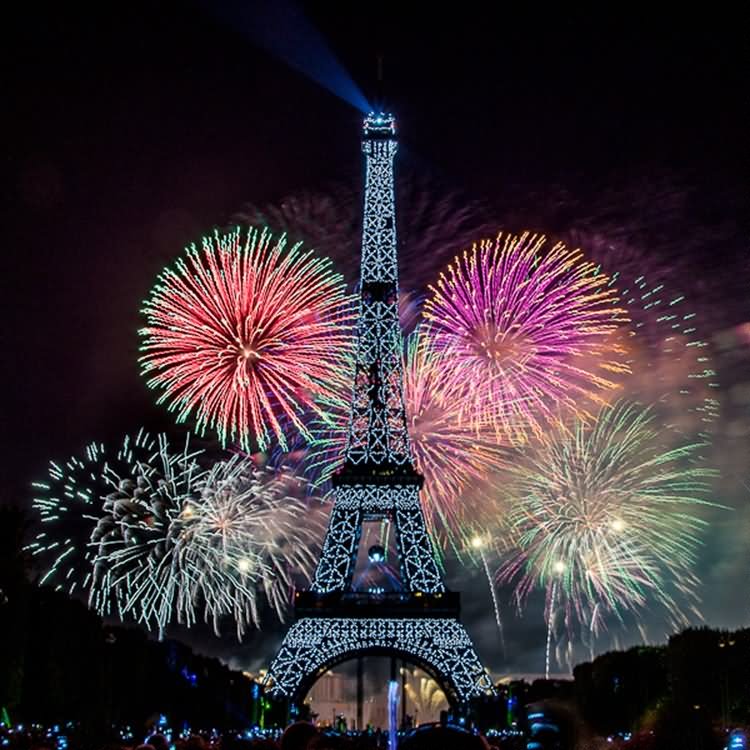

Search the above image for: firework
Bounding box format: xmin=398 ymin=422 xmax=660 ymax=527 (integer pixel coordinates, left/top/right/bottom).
xmin=467 ymin=532 xmax=506 ymax=653
xmin=423 ymin=232 xmax=630 ymax=443
xmin=496 ymin=401 xmax=717 ymax=644
xmin=28 ymin=430 xmax=203 ymax=614
xmin=601 ymin=271 xmax=720 ymax=452
xmin=111 ymin=455 xmax=324 ymax=638
xmin=90 ymin=435 xmax=205 ymax=619
xmin=306 ymin=330 xmax=509 ymax=547
xmin=402 ymin=668 xmax=448 ymax=722
xmin=139 ymin=226 xmax=356 ymax=453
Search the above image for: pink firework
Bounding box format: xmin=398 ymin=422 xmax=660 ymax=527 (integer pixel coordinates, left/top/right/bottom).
xmin=307 ymin=331 xmax=509 ymax=547
xmin=140 ymin=227 xmax=356 ymax=452
xmin=422 ymin=232 xmax=629 ymax=443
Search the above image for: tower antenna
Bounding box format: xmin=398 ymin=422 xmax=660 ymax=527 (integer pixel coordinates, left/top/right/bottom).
xmin=376 ymin=53 xmax=384 ymax=105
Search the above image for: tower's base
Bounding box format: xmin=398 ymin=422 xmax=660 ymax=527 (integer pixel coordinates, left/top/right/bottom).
xmin=264 ymin=614 xmax=495 ymax=706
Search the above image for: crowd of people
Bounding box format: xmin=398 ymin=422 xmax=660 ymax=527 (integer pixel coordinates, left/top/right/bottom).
xmin=0 ymin=722 xmax=516 ymax=750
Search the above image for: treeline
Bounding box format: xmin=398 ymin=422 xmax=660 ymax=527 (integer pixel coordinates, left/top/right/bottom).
xmin=0 ymin=507 xmax=259 ymax=735
xmin=574 ymin=627 xmax=750 ymax=745
xmin=473 ymin=629 xmax=750 ymax=747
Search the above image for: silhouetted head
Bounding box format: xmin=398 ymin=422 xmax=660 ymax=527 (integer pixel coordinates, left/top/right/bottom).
xmin=147 ymin=734 xmax=169 ymax=750
xmin=399 ymin=725 xmax=489 ymax=750
xmin=280 ymin=721 xmax=318 ymax=750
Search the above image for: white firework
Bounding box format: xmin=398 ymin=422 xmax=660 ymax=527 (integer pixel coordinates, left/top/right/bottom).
xmin=113 ymin=455 xmax=324 ymax=638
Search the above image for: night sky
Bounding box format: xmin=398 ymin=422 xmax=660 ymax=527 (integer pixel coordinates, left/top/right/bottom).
xmin=3 ymin=2 xmax=748 ymax=676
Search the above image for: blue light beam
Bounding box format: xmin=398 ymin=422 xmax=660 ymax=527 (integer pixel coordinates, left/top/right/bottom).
xmin=206 ymin=0 xmax=371 ymax=113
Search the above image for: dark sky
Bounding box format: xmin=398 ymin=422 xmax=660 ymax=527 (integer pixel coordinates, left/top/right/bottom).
xmin=3 ymin=2 xmax=748 ymax=675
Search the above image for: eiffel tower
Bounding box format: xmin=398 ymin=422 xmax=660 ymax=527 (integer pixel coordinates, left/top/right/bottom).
xmin=264 ymin=113 xmax=494 ymax=708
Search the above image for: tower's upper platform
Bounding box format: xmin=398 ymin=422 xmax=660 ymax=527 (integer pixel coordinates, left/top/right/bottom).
xmin=363 ymin=112 xmax=396 ymax=139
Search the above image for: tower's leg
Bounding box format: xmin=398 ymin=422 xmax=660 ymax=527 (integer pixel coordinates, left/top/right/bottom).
xmin=312 ymin=503 xmax=362 ymax=593
xmin=394 ymin=487 xmax=444 ymax=592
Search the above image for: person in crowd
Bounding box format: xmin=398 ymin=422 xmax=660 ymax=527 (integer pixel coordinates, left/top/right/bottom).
xmin=399 ymin=725 xmax=490 ymax=750
xmin=279 ymin=721 xmax=318 ymax=750
xmin=146 ymin=735 xmax=169 ymax=750
xmin=182 ymin=736 xmax=208 ymax=750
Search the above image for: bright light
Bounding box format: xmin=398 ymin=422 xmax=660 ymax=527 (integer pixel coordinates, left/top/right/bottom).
xmin=471 ymin=535 xmax=484 ymax=549
xmin=553 ymin=561 xmax=566 ymax=574
xmin=611 ymin=518 xmax=625 ymax=532
xmin=237 ymin=558 xmax=252 ymax=574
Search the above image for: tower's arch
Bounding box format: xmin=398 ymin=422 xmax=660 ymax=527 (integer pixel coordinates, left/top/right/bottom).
xmin=297 ymin=648 xmax=456 ymax=707
xmin=264 ymin=616 xmax=495 ymax=707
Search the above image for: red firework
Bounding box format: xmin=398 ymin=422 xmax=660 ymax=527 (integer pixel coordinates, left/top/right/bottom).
xmin=139 ymin=227 xmax=356 ymax=452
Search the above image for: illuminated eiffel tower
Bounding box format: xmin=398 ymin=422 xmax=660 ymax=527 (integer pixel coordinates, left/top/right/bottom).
xmin=264 ymin=113 xmax=494 ymax=708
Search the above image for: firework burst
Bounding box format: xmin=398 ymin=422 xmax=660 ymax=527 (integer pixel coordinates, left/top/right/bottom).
xmin=402 ymin=668 xmax=449 ymax=721
xmin=423 ymin=231 xmax=630 ymax=443
xmin=28 ymin=430 xmax=203 ymax=614
xmin=496 ymin=401 xmax=717 ymax=642
xmin=307 ymin=330 xmax=508 ymax=548
xmin=110 ymin=455 xmax=324 ymax=638
xmin=139 ymin=226 xmax=356 ymax=453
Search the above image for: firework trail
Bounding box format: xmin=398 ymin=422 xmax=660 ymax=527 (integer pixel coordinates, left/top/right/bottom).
xmin=139 ymin=226 xmax=356 ymax=453
xmin=470 ymin=532 xmax=506 ymax=654
xmin=600 ymin=271 xmax=720 ymax=453
xmin=109 ymin=455 xmax=324 ymax=638
xmin=489 ymin=166 xmax=745 ymax=332
xmin=305 ymin=329 xmax=509 ymax=549
xmin=423 ymin=231 xmax=630 ymax=443
xmin=238 ymin=185 xmax=360 ymax=284
xmin=496 ymin=400 xmax=718 ymax=668
xmin=545 ymin=581 xmax=559 ymax=680
xmin=29 ymin=442 xmax=110 ymax=597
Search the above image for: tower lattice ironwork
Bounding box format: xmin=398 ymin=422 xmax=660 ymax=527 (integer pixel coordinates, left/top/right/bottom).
xmin=264 ymin=113 xmax=494 ymax=707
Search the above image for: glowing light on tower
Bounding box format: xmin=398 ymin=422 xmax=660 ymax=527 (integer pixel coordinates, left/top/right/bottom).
xmin=139 ymin=226 xmax=356 ymax=453
xmin=264 ymin=113 xmax=495 ymax=705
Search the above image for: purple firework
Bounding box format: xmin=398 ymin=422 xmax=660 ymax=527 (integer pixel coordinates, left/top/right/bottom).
xmin=422 ymin=231 xmax=630 ymax=443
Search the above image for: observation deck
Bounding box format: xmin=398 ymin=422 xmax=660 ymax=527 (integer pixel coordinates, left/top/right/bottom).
xmin=294 ymin=590 xmax=461 ymax=620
